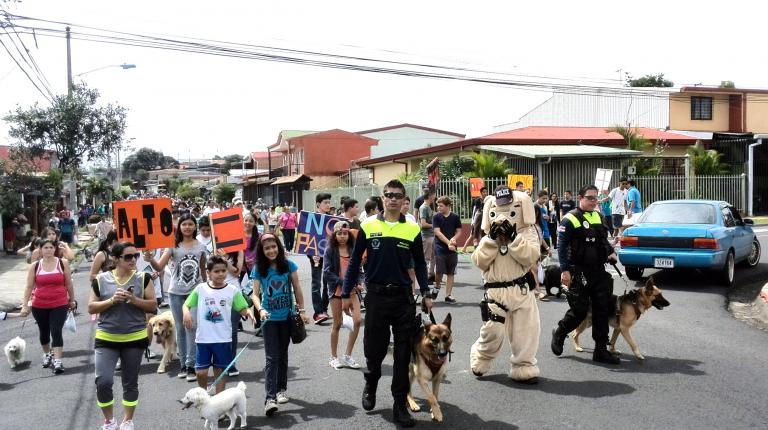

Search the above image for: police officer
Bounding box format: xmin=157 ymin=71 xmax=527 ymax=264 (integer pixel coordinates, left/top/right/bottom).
xmin=550 ymin=184 xmax=620 ymax=364
xmin=342 ymin=179 xmax=432 ymax=427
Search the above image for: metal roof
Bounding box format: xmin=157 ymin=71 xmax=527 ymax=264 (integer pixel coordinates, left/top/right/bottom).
xmin=479 ymin=144 xmax=642 ymax=159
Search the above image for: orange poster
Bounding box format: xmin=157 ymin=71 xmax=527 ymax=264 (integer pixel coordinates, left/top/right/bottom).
xmin=469 ymin=178 xmax=485 ymax=197
xmin=210 ymin=208 xmax=247 ymax=253
xmin=113 ymin=198 xmax=175 ymax=250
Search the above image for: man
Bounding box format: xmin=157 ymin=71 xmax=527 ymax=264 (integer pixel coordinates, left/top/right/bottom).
xmin=433 ymin=196 xmax=462 ymax=303
xmin=342 ymin=179 xmax=431 ymax=427
xmin=233 ymin=197 xmax=249 ymax=217
xmin=598 ymin=189 xmax=613 ymax=234
xmin=550 ymin=185 xmax=620 ymax=364
xmin=58 ymin=211 xmax=76 ymax=244
xmin=310 ymin=193 xmax=332 ymax=324
xmin=626 ymin=179 xmax=643 ymax=223
xmin=515 ymin=181 xmax=525 ymax=192
xmin=559 ymin=190 xmax=576 ymax=219
xmin=401 ymin=196 xmax=417 ymax=224
xmin=608 ymin=178 xmax=629 ymax=238
xmin=202 ymin=200 xmax=219 ymax=216
xmin=412 ymin=187 xmax=429 ymax=219
xmin=343 ymin=198 xmax=361 ymax=230
xmin=462 ymin=187 xmax=488 ymax=251
xmin=419 ymin=190 xmax=437 ymax=283
xmin=534 ymin=190 xmax=551 ymax=247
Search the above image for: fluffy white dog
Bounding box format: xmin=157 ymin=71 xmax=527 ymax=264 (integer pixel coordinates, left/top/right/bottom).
xmin=181 ymin=381 xmax=247 ymax=430
xmin=4 ymin=336 xmax=26 ymax=368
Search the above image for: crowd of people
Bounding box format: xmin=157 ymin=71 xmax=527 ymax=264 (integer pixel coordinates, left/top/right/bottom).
xmin=3 ymin=176 xmax=644 ymax=429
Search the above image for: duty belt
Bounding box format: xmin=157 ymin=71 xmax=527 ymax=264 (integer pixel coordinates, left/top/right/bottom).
xmin=484 ymin=275 xmax=529 ymax=290
xmin=366 ymin=283 xmax=410 ymax=296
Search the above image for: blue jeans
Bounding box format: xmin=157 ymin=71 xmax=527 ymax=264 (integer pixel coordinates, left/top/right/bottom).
xmin=169 ymin=293 xmax=196 ymax=368
xmin=262 ymin=320 xmax=290 ymax=402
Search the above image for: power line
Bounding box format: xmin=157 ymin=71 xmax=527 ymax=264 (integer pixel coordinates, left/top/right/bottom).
xmin=0 ymin=26 xmax=54 ymax=98
xmin=0 ymin=33 xmax=52 ymax=102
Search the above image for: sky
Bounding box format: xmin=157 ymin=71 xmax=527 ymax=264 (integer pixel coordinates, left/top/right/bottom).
xmin=1 ymin=1 xmax=767 ymax=161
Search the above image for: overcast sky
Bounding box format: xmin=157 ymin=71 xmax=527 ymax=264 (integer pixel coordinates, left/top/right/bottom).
xmin=1 ymin=1 xmax=765 ymax=161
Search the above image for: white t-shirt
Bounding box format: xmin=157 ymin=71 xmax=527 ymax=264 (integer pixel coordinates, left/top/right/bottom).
xmin=185 ymin=282 xmax=248 ymax=343
xmin=405 ymin=213 xmax=417 ymax=224
xmin=608 ymin=187 xmax=628 ymax=215
xmin=137 ymin=249 xmax=163 ymax=299
xmin=196 ymin=234 xmax=214 ymax=256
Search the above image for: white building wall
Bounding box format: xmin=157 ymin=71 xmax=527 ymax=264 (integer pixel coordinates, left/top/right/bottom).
xmin=362 ymin=127 xmax=461 ymax=158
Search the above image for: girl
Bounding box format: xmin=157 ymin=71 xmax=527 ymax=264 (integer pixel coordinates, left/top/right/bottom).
xmin=242 ymin=213 xmax=260 ymax=279
xmin=89 ymin=242 xmax=157 ymax=430
xmin=30 ymin=227 xmax=75 ymax=262
xmin=251 ymin=234 xmax=309 ymax=416
xmin=20 ymin=239 xmax=76 ymax=374
xmin=322 ymin=221 xmax=363 ymax=369
xmin=267 ymin=206 xmax=279 ymax=233
xmin=90 ymin=231 xmax=118 ymax=282
xmin=145 ymin=213 xmax=207 ymax=382
xmin=196 ymin=216 xmax=214 ymax=255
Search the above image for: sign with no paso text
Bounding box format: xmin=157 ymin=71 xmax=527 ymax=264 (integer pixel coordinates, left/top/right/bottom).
xmin=113 ymin=198 xmax=175 ymax=250
xmin=210 ymin=208 xmax=246 ymax=253
xmin=294 ymin=211 xmax=348 ymax=256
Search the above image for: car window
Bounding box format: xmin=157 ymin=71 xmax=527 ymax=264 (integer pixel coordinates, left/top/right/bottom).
xmin=641 ymin=203 xmax=716 ymax=224
xmin=722 ymin=207 xmax=736 ymax=227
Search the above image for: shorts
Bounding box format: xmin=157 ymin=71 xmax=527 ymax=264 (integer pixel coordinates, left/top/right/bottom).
xmin=612 ymin=214 xmax=624 ymax=228
xmin=435 ymin=252 xmax=458 ymax=275
xmin=329 ymin=284 xmax=358 ymax=299
xmin=195 ymin=342 xmax=233 ymax=370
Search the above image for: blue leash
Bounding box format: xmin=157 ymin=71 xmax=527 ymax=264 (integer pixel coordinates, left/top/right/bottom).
xmin=206 ymin=341 xmax=251 ymax=393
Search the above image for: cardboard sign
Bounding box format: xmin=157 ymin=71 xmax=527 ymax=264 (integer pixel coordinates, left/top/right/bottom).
xmin=469 ymin=178 xmax=485 ymax=197
xmin=595 ymin=168 xmax=613 ymax=192
xmin=294 ymin=211 xmax=348 ymax=256
xmin=210 ymin=208 xmax=246 ymax=253
xmin=113 ymin=198 xmax=175 ymax=250
xmin=508 ymin=174 xmax=534 ymax=191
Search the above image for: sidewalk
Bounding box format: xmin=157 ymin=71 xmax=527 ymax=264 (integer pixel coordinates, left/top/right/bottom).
xmin=0 ymin=255 xmax=30 ymax=311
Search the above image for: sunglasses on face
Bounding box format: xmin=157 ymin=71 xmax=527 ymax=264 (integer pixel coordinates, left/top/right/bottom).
xmin=119 ymin=253 xmax=141 ymax=261
xmin=583 ymin=196 xmax=598 ymax=201
xmin=383 ymin=192 xmax=405 ymax=200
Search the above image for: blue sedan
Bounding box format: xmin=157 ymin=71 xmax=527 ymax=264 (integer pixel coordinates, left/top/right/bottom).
xmin=618 ymin=200 xmax=761 ymax=286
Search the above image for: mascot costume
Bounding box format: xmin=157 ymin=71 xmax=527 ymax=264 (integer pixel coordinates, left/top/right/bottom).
xmin=470 ymin=185 xmax=542 ymax=383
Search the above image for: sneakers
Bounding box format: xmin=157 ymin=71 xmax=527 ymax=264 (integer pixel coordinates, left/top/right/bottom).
xmin=313 ymin=313 xmax=330 ymax=324
xmin=228 ymin=367 xmax=240 ymax=377
xmin=445 ymin=295 xmax=457 ymax=303
xmin=329 ymin=356 xmax=344 ymax=370
xmin=144 ymin=349 xmax=157 ymax=360
xmin=177 ymin=366 xmax=188 ymax=378
xmin=101 ymin=419 xmax=118 ymax=430
xmin=41 ymin=352 xmax=53 ymax=368
xmin=264 ymin=399 xmax=278 ymax=416
xmin=341 ymin=355 xmax=361 ymax=369
xmin=52 ymin=358 xmax=64 ymax=374
xmin=119 ymin=420 xmax=134 ymax=430
xmin=276 ymin=391 xmax=289 ymax=404
xmin=158 ymin=301 xmax=169 ymax=308
xmin=186 ymin=367 xmax=197 ymax=382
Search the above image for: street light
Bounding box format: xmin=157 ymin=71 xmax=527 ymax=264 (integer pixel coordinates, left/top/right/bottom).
xmin=75 ymin=63 xmax=137 ymax=78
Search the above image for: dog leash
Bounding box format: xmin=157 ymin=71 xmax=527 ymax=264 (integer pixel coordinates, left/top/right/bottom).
xmin=611 ymin=263 xmax=631 ymax=295
xmin=206 ymin=341 xmax=251 ymax=394
xmin=17 ymin=318 xmax=29 ymax=337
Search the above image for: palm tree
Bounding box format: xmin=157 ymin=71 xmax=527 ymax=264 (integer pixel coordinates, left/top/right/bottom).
xmin=83 ymin=176 xmax=111 ymax=206
xmin=687 ymin=142 xmax=730 ymax=175
xmin=463 ymin=151 xmax=514 ymax=178
xmin=607 ymin=125 xmax=650 ymax=151
xmin=607 ymin=125 xmax=663 ymax=176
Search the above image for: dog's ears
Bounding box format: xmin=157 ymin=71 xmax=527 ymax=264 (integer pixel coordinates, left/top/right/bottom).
xmin=645 ymin=277 xmax=655 ymax=291
xmin=442 ymin=313 xmax=452 ymax=330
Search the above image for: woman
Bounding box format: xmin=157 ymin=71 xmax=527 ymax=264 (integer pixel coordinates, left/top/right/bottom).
xmin=30 ymin=227 xmax=75 ymax=262
xmin=89 ymin=242 xmax=157 ymax=430
xmin=267 ymin=206 xmax=279 ymax=233
xmin=20 ymin=239 xmax=76 ymax=374
xmin=242 ymin=213 xmax=260 ymax=279
xmin=251 ymin=234 xmax=309 ymax=416
xmin=90 ymin=231 xmax=118 ymax=282
xmin=322 ymin=221 xmax=362 ymax=370
xmin=278 ymin=205 xmax=297 ymax=253
xmin=548 ymin=193 xmax=560 ymax=249
xmin=145 ymin=213 xmax=206 ymax=382
xmin=16 ymin=230 xmax=40 ymax=263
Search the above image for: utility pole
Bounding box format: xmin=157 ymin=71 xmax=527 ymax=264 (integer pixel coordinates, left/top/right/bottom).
xmin=66 ymin=26 xmax=73 ymax=95
xmin=65 ymin=26 xmax=78 ymax=215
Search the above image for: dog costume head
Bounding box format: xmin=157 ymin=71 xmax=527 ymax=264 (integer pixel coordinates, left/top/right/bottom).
xmin=481 ymin=185 xmax=536 ymax=235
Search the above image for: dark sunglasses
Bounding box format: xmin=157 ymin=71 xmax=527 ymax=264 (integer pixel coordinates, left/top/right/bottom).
xmin=119 ymin=253 xmax=141 ymax=261
xmin=583 ymin=196 xmax=598 ymax=201
xmin=383 ymin=192 xmax=405 ymax=200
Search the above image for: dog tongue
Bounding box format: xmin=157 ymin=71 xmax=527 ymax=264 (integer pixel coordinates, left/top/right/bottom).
xmin=155 ymin=336 xmax=162 ymax=344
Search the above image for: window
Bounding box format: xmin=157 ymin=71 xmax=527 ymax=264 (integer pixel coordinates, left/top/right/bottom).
xmin=642 ymin=203 xmax=716 ymax=224
xmin=721 ymin=207 xmax=736 ymax=227
xmin=691 ymin=96 xmax=713 ymax=120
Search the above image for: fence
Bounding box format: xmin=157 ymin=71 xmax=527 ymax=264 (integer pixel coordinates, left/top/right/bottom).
xmin=635 ymin=174 xmax=747 ymax=212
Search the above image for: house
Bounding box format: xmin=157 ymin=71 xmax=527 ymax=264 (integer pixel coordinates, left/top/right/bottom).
xmin=358 ymin=123 xmax=465 ymax=158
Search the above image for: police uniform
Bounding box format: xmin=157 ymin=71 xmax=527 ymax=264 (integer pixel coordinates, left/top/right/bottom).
xmin=551 ymin=207 xmax=619 ymax=364
xmin=342 ymin=212 xmax=429 ymax=424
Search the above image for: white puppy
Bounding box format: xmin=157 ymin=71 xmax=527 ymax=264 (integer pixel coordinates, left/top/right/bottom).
xmin=181 ymin=381 xmax=247 ymax=430
xmin=4 ymin=336 xmax=26 ymax=368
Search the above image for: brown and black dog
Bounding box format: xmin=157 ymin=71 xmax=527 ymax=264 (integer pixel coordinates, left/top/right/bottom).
xmin=407 ymin=313 xmax=453 ymax=423
xmin=148 ymin=311 xmax=176 ymax=373
xmin=570 ymin=277 xmax=670 ymax=361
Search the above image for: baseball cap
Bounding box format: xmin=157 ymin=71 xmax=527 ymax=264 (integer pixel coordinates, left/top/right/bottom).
xmin=494 ymin=185 xmax=513 ymax=205
xmin=333 ymin=220 xmax=350 ymax=233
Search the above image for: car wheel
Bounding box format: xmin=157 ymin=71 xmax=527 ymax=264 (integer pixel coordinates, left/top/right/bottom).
xmin=719 ymin=250 xmax=735 ymax=287
xmin=625 ymin=266 xmax=643 ymax=281
xmin=743 ymin=239 xmax=761 ymax=268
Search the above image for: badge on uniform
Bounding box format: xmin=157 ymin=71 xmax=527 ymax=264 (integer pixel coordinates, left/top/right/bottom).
xmin=583 ymin=221 xmax=590 ymax=229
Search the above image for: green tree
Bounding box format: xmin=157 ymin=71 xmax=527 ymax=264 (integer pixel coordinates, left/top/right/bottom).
xmin=117 ymin=185 xmax=132 ymax=200
xmin=222 ymin=154 xmax=245 ymax=172
xmin=83 ymin=176 xmax=111 ymax=205
xmin=608 ymin=126 xmax=664 ymax=176
xmin=687 ymin=142 xmax=730 ymax=175
xmin=122 ymin=148 xmax=179 ymax=176
xmin=720 ymin=80 xmax=736 ymax=88
xmin=135 ymin=169 xmax=149 ymax=181
xmin=212 ymin=183 xmax=236 ymax=203
xmin=626 ymin=73 xmax=673 ymax=87
xmin=177 ymin=182 xmax=200 ymax=200
xmin=462 ymin=151 xmax=514 ymax=178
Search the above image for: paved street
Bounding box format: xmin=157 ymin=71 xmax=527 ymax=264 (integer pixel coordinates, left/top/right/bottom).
xmin=1 ymin=234 xmax=768 ymax=429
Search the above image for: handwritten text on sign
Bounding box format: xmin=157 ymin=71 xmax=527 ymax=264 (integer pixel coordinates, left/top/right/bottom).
xmin=210 ymin=208 xmax=246 ymax=253
xmin=294 ymin=211 xmax=348 ymax=256
xmin=113 ymin=198 xmax=175 ymax=250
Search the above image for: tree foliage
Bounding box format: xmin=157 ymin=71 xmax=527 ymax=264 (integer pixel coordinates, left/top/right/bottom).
xmin=212 ymin=182 xmax=236 ymax=203
xmin=687 ymin=142 xmax=730 ymax=175
xmin=83 ymin=176 xmax=111 ymax=205
xmin=177 ymin=182 xmax=200 ymax=200
xmin=463 ymin=151 xmax=514 ymax=178
xmin=626 ymin=73 xmax=673 ymax=88
xmin=4 ymin=83 xmax=127 ymax=174
xmin=122 ymin=147 xmax=179 ymax=176
xmin=413 ymin=155 xmax=474 ymax=182
xmin=720 ymin=80 xmax=735 ymax=88
xmin=608 ymin=126 xmax=664 ymax=176
xmin=222 ymin=154 xmax=245 ymax=172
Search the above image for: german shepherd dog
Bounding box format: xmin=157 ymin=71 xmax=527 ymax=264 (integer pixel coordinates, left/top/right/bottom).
xmin=570 ymin=277 xmax=670 ymax=360
xmin=406 ymin=313 xmax=452 ymax=423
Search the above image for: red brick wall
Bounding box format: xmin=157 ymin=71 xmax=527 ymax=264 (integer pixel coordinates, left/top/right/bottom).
xmin=292 ymin=130 xmax=377 ymax=176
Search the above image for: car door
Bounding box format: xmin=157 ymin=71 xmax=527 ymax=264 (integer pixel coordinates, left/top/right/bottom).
xmin=721 ymin=206 xmax=749 ymax=259
xmin=728 ymin=207 xmax=752 ymax=259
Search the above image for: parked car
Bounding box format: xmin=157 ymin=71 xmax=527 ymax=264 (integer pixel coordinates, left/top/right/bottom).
xmin=618 ymin=200 xmax=761 ymax=286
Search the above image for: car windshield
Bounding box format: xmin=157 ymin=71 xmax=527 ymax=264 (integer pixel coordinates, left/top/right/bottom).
xmin=640 ymin=203 xmax=717 ymax=224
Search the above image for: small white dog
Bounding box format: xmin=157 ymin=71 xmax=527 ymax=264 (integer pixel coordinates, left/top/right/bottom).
xmin=181 ymin=381 xmax=247 ymax=430
xmin=4 ymin=336 xmax=26 ymax=368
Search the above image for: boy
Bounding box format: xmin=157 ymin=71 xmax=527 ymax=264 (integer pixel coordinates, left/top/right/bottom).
xmin=183 ymin=256 xmax=252 ymax=394
xmin=432 ymin=196 xmax=462 ymax=303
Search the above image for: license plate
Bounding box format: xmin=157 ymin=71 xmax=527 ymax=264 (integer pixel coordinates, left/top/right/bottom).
xmin=654 ymin=258 xmax=674 ymax=268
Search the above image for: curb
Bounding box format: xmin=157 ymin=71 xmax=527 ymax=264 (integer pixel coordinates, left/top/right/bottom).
xmin=728 ymin=281 xmax=768 ymax=332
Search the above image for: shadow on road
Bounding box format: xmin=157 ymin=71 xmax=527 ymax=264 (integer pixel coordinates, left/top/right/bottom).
xmin=560 ymin=354 xmax=706 ymax=375
xmin=244 ymin=399 xmax=357 ymax=429
xmin=480 ymin=374 xmax=635 ymax=398
xmin=366 ymin=401 xmax=520 ymax=429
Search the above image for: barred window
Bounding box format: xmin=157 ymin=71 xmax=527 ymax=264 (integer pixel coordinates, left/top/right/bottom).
xmin=691 ymin=96 xmax=713 ymax=120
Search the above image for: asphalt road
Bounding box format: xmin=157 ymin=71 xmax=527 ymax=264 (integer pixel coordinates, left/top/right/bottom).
xmin=2 ymin=233 xmax=767 ymax=430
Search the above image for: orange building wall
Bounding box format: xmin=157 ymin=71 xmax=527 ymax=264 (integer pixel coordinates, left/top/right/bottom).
xmin=292 ymin=130 xmax=377 ymax=176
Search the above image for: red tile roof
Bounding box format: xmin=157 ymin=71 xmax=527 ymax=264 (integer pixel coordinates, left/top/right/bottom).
xmin=0 ymin=145 xmax=54 ymax=172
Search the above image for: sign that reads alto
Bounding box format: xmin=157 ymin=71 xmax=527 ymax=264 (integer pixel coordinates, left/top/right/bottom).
xmin=113 ymin=198 xmax=175 ymax=250
xmin=294 ymin=211 xmax=348 ymax=256
xmin=210 ymin=208 xmax=246 ymax=253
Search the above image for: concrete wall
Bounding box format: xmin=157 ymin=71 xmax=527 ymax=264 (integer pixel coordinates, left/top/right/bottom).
xmin=746 ymin=94 xmax=768 ymax=133
xmin=363 ymin=127 xmax=461 ymax=158
xmin=670 ymin=93 xmax=730 ymax=131
xmin=372 ymin=163 xmax=406 ymax=185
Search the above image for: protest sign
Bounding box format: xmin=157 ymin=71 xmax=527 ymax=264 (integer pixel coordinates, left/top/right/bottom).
xmin=469 ymin=178 xmax=485 ymax=198
xmin=294 ymin=211 xmax=348 ymax=256
xmin=210 ymin=208 xmax=246 ymax=253
xmin=595 ymin=168 xmax=613 ymax=192
xmin=507 ymin=174 xmax=534 ymax=191
xmin=113 ymin=198 xmax=174 ymax=250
